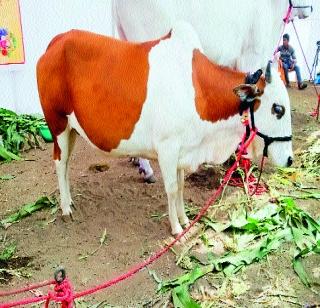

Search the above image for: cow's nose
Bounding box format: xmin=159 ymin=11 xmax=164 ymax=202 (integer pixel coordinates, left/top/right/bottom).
xmin=287 ymin=156 xmax=293 ymax=167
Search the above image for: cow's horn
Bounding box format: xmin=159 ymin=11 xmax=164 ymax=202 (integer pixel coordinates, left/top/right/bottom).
xmin=265 ymin=60 xmax=272 ymax=83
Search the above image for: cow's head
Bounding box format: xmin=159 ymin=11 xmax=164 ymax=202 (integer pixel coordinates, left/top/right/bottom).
xmin=290 ymin=0 xmax=313 ymax=19
xmin=234 ymin=62 xmax=293 ymax=167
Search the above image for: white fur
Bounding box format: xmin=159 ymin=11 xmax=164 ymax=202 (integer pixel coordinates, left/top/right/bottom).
xmin=57 ymin=23 xmax=293 ymax=234
xmin=113 ymin=0 xmax=312 ymax=72
xmin=113 ymin=0 xmax=311 ymax=181
xmin=55 ymin=125 xmax=76 ymax=216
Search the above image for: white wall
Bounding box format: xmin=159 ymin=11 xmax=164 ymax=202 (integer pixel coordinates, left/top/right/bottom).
xmin=0 ymin=0 xmax=113 ymax=114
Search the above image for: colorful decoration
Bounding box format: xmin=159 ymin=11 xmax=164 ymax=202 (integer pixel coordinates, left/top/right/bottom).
xmin=0 ymin=0 xmax=24 ymax=65
xmin=0 ymin=27 xmax=17 ymax=57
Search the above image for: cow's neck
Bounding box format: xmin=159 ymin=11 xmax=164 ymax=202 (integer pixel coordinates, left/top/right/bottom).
xmin=192 ymin=49 xmax=246 ymax=122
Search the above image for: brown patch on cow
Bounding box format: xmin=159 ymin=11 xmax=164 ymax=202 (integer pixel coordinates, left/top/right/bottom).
xmin=255 ymin=77 xmax=266 ymax=111
xmin=192 ymin=49 xmax=266 ymax=122
xmin=53 ymin=139 xmax=61 ymax=160
xmin=37 ymin=30 xmax=170 ymax=158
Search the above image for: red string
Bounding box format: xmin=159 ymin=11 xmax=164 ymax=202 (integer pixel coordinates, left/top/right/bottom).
xmin=228 ymin=157 xmax=267 ymax=196
xmin=309 ymin=94 xmax=320 ymax=120
xmin=272 ymin=5 xmax=293 ymax=61
xmin=0 ymin=279 xmax=74 ymax=308
xmin=45 ymin=278 xmax=73 ymax=308
xmin=0 ymin=280 xmax=54 ymax=297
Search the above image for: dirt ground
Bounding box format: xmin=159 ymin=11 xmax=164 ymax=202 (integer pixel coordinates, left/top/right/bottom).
xmin=0 ymin=84 xmax=319 ymax=307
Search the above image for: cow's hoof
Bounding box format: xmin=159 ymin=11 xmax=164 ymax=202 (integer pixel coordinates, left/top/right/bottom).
xmin=61 ymin=212 xmax=74 ymax=222
xmin=171 ymin=225 xmax=183 ymax=237
xmin=180 ymin=217 xmax=190 ymax=227
xmin=144 ymin=175 xmax=156 ymax=184
xmin=71 ymin=202 xmax=77 ymax=210
xmin=130 ymin=157 xmax=140 ymax=166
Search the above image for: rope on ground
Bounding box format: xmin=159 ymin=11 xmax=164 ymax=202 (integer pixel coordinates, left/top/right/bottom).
xmin=0 ymin=280 xmax=54 ymax=297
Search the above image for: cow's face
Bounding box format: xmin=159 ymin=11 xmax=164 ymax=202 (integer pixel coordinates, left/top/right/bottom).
xmin=291 ymin=0 xmax=313 ymax=19
xmin=234 ymin=67 xmax=293 ymax=167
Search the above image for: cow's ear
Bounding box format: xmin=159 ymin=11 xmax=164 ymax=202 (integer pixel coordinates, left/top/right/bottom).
xmin=233 ymin=84 xmax=263 ymax=101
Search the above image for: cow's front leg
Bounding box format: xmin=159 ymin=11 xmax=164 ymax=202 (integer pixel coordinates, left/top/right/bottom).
xmin=177 ymin=169 xmax=189 ymax=226
xmin=158 ymin=148 xmax=182 ymax=236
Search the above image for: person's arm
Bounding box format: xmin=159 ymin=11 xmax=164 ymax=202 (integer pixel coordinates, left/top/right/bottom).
xmin=277 ymin=46 xmax=284 ymax=63
xmin=290 ymin=47 xmax=297 ymax=69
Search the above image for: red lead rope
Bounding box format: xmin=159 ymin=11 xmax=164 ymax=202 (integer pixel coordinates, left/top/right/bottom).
xmin=0 ymin=130 xmax=258 ymax=308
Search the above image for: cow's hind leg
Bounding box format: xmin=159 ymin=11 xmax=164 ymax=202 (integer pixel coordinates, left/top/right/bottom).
xmin=177 ymin=169 xmax=189 ymax=226
xmin=54 ymin=126 xmax=77 ymax=217
xmin=138 ymin=158 xmax=156 ymax=183
xmin=158 ymin=147 xmax=182 ymax=235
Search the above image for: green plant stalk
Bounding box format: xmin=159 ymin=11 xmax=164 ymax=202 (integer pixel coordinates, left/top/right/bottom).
xmin=0 ymin=196 xmax=56 ymax=228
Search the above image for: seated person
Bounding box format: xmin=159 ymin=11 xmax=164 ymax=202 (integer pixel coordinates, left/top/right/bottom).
xmin=277 ymin=33 xmax=307 ymax=90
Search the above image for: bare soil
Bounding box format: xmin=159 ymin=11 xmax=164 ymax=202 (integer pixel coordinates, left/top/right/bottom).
xmin=0 ymin=84 xmax=319 ymax=307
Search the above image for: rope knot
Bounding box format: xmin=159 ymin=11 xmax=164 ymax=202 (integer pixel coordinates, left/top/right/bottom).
xmin=45 ymin=268 xmax=74 ymax=308
xmin=239 ymin=157 xmax=251 ymax=175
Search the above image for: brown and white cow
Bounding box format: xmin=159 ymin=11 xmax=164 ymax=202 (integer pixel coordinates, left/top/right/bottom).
xmin=37 ymin=22 xmax=293 ymax=235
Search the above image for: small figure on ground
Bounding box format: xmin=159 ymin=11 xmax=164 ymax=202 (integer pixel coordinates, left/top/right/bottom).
xmin=129 ymin=158 xmax=156 ymax=183
xmin=277 ymin=33 xmax=307 ymax=90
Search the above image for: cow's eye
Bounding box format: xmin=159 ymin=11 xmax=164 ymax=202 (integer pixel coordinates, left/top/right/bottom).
xmin=272 ymin=103 xmax=285 ymax=119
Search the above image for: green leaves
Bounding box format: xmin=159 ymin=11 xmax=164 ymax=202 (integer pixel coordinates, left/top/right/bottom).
xmin=159 ymin=266 xmax=213 ymax=308
xmin=159 ymin=195 xmax=320 ymax=305
xmin=0 ymin=243 xmax=16 ymax=262
xmin=0 ymin=108 xmax=46 ymax=160
xmin=160 ymin=266 xmax=213 ymax=293
xmin=298 ymin=131 xmax=320 ymax=177
xmin=0 ymin=196 xmax=57 ymax=228
xmin=0 ymin=174 xmax=15 ymax=180
xmin=211 ymin=229 xmax=290 ymax=277
xmin=0 ymin=145 xmax=21 ymax=161
xmin=293 ymin=257 xmax=311 ymax=287
xmin=172 ymin=284 xmax=200 ymax=308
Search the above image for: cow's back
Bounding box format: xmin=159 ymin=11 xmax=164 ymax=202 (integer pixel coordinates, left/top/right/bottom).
xmin=37 ymin=30 xmax=158 ymax=152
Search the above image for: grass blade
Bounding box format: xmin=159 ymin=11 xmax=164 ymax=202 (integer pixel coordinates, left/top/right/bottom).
xmin=0 ymin=196 xmax=56 ymax=228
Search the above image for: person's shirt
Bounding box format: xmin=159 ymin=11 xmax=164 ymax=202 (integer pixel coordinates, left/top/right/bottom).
xmin=277 ymin=45 xmax=296 ymax=65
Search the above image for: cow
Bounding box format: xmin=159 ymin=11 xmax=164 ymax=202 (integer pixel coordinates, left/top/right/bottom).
xmin=112 ymin=0 xmax=312 ymax=181
xmin=37 ymin=22 xmax=293 ymax=236
xmin=113 ymin=0 xmax=313 ymax=71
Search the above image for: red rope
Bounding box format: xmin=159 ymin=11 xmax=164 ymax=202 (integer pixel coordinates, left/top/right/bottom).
xmin=228 ymin=157 xmax=267 ymax=196
xmin=272 ymin=5 xmax=293 ymax=60
xmin=0 ymin=279 xmax=73 ymax=308
xmin=309 ymin=95 xmax=320 ymax=119
xmin=0 ymin=280 xmax=54 ymax=297
xmin=0 ymin=130 xmax=257 ymax=308
xmin=45 ymin=278 xmax=73 ymax=308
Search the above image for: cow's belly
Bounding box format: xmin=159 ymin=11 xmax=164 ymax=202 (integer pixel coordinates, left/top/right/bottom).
xmin=68 ymin=112 xmax=156 ymax=159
